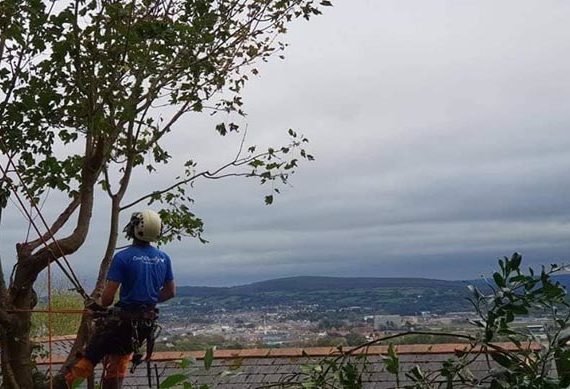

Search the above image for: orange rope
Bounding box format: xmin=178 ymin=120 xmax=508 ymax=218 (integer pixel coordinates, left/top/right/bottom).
xmin=48 ymin=247 xmax=53 ymax=389
xmin=7 ymin=308 xmax=88 ymax=314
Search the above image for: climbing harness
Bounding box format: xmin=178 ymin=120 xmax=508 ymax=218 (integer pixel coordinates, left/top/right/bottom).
xmin=92 ymin=306 xmax=162 ymax=387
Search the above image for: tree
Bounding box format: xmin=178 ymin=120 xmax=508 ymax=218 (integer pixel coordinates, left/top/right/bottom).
xmin=0 ymin=0 xmax=330 ymax=387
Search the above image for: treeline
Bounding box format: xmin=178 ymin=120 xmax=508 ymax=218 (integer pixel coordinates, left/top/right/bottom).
xmin=172 ymin=286 xmax=471 ymax=315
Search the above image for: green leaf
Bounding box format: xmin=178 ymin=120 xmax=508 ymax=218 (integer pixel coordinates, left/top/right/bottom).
xmin=493 ymin=272 xmax=506 ymax=288
xmin=490 ymin=352 xmax=513 ymax=369
xmin=204 ymin=347 xmax=214 ymax=370
xmin=160 ymin=373 xmax=188 ymax=388
xmin=384 ymin=344 xmax=399 ymax=375
xmin=510 ymin=252 xmax=522 ymax=270
xmin=215 ymin=123 xmax=227 ymax=136
xmin=508 ymin=304 xmax=528 ymax=315
xmin=555 ymin=349 xmax=570 ymax=387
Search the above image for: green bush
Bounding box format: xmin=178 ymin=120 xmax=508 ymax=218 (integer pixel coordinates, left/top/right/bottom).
xmin=31 ymin=288 xmax=83 ymax=337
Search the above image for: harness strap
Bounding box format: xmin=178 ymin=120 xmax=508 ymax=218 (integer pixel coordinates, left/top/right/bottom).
xmin=145 ymin=322 xmax=161 ymax=387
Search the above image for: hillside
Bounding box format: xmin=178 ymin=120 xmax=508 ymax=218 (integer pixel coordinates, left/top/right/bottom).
xmin=175 ymin=276 xmax=471 ymax=315
xmin=177 ymin=276 xmax=465 ymax=297
xmin=174 ymin=274 xmax=570 ymax=315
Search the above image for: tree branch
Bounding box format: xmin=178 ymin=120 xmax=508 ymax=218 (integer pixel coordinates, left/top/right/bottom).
xmin=120 ymin=144 xmax=282 ymax=211
xmin=31 ymin=135 xmax=106 ymax=271
xmin=23 ymin=196 xmax=81 ymax=253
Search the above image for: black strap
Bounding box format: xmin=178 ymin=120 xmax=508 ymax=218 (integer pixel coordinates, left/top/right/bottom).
xmin=145 ymin=323 xmax=161 ymax=387
xmin=130 ymin=322 xmax=143 ymax=374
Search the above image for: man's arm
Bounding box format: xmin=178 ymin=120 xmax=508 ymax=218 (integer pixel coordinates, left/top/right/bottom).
xmin=101 ymin=281 xmax=120 ymax=307
xmin=158 ymin=280 xmax=176 ymax=302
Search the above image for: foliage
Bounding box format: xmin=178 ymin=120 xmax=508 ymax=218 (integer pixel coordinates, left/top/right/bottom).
xmin=2 ymin=0 xmax=329 ymax=238
xmin=158 ymin=348 xmax=241 ymax=389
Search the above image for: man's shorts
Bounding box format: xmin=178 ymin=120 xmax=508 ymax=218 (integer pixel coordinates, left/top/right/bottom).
xmin=85 ymin=319 xmax=154 ymax=365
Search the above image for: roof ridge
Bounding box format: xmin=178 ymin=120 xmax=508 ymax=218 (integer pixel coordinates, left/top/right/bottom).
xmin=35 ymin=341 xmax=542 ymax=365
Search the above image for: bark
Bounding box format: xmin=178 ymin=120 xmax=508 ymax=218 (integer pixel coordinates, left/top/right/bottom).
xmin=25 ymin=197 xmax=81 ymax=253
xmin=1 ymin=249 xmax=37 ymax=388
xmin=0 ymin=231 xmax=19 ymax=389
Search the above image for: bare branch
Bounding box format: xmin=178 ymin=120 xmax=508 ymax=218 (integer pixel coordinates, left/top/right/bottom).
xmin=102 ymin=165 xmax=114 ymax=198
xmin=120 ymin=144 xmax=285 ymax=211
xmin=120 ymin=169 xmax=210 ymax=211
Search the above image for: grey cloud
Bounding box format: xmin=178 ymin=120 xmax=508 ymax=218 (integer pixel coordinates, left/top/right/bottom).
xmin=3 ymin=0 xmax=570 ymax=286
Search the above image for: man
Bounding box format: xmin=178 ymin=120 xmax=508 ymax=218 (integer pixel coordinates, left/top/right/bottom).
xmin=65 ymin=209 xmax=176 ymax=388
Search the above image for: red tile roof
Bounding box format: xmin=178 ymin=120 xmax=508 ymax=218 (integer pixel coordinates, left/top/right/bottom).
xmin=28 ymin=337 xmax=543 ymax=388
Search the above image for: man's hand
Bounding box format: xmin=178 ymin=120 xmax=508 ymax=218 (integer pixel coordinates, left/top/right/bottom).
xmin=84 ymin=298 xmax=107 ymax=312
xmin=158 ymin=280 xmax=176 ymax=302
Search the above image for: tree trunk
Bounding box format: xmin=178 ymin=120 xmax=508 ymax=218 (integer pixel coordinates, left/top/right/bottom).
xmin=58 ymin=196 xmax=123 ymax=383
xmin=2 ymin=311 xmax=34 ymax=389
xmin=0 ymin=218 xmax=20 ymax=388
xmin=1 ymin=253 xmax=40 ymax=389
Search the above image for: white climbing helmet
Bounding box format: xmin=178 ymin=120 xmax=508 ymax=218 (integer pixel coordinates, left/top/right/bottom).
xmin=124 ymin=209 xmax=162 ymax=242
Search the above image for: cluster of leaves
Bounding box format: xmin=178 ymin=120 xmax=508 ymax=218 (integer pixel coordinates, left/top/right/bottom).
xmin=135 ymin=127 xmax=315 ymax=243
xmin=2 ymin=0 xmax=331 ymax=228
xmin=159 ymin=347 xmax=242 ymax=388
xmin=466 ymin=253 xmax=570 ymax=388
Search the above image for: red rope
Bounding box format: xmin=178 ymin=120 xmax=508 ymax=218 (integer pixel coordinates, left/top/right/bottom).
xmin=7 ymin=308 xmax=88 ymax=314
xmin=48 ymin=247 xmax=53 ymax=389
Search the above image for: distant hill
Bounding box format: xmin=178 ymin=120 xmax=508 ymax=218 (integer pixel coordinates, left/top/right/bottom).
xmin=177 ymin=276 xmax=465 ymax=297
xmin=171 ymin=274 xmax=570 ymax=315
xmin=554 ymin=274 xmax=570 ymax=290
xmin=173 ymin=276 xmax=471 ymax=315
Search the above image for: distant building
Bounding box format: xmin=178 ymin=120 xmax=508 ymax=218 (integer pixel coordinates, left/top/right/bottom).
xmin=373 ymin=315 xmax=402 ymax=330
xmin=526 ymin=324 xmax=547 ymax=340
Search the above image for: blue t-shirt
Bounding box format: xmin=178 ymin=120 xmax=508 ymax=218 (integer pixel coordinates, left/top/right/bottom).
xmin=107 ymin=244 xmax=174 ymax=306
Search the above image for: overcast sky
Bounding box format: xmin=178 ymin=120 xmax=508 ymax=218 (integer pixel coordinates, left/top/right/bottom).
xmin=2 ymin=0 xmax=570 ymax=287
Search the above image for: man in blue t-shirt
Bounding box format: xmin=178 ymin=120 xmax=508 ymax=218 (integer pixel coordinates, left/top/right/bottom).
xmin=65 ymin=210 xmax=176 ymax=389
